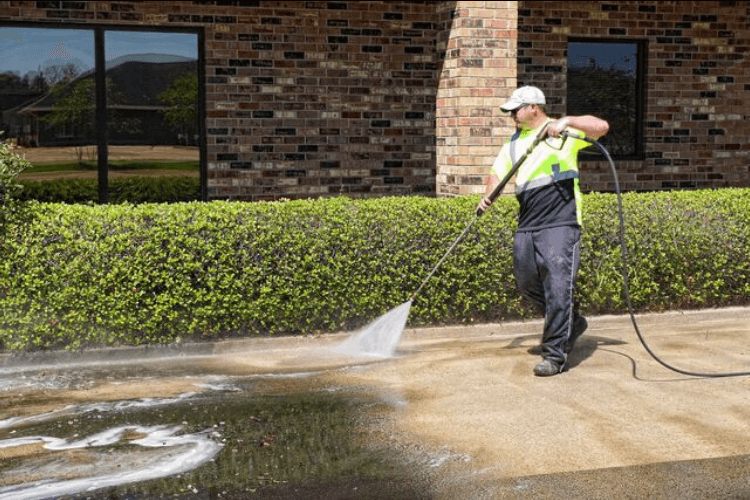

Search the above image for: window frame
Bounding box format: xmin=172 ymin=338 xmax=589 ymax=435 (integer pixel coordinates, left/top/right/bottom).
xmin=566 ymin=37 xmax=647 ymax=162
xmin=0 ymin=21 xmax=207 ymax=203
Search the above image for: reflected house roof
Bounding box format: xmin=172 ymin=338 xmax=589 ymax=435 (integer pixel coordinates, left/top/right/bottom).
xmin=0 ymin=90 xmax=45 ymax=120
xmin=18 ymin=54 xmax=197 ymax=115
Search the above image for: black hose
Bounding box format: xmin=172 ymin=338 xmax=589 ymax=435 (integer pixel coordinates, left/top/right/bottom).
xmin=562 ymin=130 xmax=750 ymax=378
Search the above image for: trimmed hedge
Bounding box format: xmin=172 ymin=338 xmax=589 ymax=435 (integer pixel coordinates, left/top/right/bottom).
xmin=1 ymin=189 xmax=749 ymax=351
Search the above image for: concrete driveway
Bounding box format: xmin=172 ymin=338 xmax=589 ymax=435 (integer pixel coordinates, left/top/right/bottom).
xmin=2 ymin=306 xmax=750 ymax=498
xmin=208 ymin=305 xmax=750 ymax=498
xmin=325 ymin=306 xmax=750 ymax=498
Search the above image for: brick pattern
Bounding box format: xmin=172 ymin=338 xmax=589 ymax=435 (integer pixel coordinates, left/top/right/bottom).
xmin=518 ymin=1 xmax=750 ymax=192
xmin=436 ymin=1 xmax=518 ymax=197
xmin=1 ymin=1 xmax=441 ymax=201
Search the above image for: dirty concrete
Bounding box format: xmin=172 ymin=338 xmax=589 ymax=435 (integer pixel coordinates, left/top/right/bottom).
xmin=2 ymin=306 xmax=750 ymax=498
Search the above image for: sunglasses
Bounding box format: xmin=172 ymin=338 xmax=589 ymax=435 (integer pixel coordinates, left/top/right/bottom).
xmin=510 ymin=104 xmax=532 ymax=116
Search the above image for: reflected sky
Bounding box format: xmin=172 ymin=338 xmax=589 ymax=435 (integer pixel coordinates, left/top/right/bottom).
xmin=568 ymin=42 xmax=637 ymax=75
xmin=0 ymin=27 xmax=197 ymax=78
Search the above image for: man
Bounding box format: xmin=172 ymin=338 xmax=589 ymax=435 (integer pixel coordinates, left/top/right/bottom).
xmin=477 ymin=86 xmax=609 ymax=377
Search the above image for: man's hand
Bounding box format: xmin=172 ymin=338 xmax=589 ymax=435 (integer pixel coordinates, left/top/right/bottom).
xmin=547 ymin=117 xmax=570 ymax=138
xmin=478 ymin=174 xmax=501 ymax=215
xmin=548 ymin=115 xmax=610 ymax=140
xmin=477 ymin=196 xmax=492 ymax=214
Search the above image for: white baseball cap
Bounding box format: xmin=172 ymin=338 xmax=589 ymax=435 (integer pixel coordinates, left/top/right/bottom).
xmin=500 ymin=86 xmax=546 ymax=112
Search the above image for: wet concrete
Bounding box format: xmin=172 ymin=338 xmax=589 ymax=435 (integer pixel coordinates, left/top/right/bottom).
xmin=2 ymin=306 xmax=750 ymax=498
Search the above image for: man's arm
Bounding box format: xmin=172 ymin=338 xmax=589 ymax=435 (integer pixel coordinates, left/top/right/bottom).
xmin=547 ymin=115 xmax=609 ymax=140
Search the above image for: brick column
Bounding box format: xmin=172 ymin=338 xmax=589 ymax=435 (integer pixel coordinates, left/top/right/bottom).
xmin=436 ymin=1 xmax=518 ymax=197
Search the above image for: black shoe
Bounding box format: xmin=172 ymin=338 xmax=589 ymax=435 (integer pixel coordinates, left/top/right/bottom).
xmin=565 ymin=316 xmax=588 ymax=354
xmin=533 ymin=358 xmax=564 ymax=377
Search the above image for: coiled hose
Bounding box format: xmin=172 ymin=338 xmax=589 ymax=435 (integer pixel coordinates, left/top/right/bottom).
xmin=562 ymin=130 xmax=750 ymax=378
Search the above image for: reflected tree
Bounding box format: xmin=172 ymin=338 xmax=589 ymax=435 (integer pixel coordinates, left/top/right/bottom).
xmin=41 ymin=77 xmax=141 ymax=163
xmin=158 ymin=74 xmax=198 ymax=146
xmin=40 ymin=78 xmax=95 ymax=162
xmin=40 ymin=61 xmax=83 ymax=87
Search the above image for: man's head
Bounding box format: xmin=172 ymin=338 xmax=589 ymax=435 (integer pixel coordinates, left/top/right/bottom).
xmin=500 ymin=86 xmax=546 ymax=112
xmin=500 ymin=86 xmax=548 ymax=130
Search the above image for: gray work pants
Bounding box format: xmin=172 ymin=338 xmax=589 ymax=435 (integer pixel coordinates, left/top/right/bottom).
xmin=513 ymin=225 xmax=581 ymax=365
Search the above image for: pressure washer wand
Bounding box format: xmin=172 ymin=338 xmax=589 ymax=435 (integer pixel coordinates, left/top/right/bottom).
xmin=409 ymin=213 xmax=479 ymax=301
xmin=409 ymin=124 xmax=551 ymax=302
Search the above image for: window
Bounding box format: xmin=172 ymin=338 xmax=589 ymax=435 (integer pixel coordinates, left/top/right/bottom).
xmin=0 ymin=23 xmax=204 ymax=203
xmin=567 ymin=39 xmax=646 ymax=160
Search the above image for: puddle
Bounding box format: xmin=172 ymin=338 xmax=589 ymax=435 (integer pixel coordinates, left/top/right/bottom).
xmin=0 ymin=425 xmax=221 ymax=500
xmin=0 ymin=358 xmax=433 ymax=499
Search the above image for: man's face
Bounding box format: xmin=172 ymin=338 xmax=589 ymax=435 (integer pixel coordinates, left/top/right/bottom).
xmin=510 ymin=103 xmax=534 ymax=129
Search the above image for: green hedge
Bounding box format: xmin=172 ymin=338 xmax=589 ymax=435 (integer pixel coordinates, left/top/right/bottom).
xmin=1 ymin=189 xmax=749 ymax=351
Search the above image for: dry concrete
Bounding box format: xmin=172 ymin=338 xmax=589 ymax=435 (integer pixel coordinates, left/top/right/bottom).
xmin=2 ymin=306 xmax=750 ymax=498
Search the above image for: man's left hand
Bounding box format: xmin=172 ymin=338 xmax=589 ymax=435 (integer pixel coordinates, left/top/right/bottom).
xmin=547 ymin=118 xmax=570 ymax=138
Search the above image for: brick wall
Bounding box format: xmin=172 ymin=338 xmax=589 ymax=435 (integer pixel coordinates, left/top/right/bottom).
xmin=0 ymin=0 xmax=442 ymax=201
xmin=436 ymin=1 xmax=518 ymax=197
xmin=5 ymin=1 xmax=748 ymax=199
xmin=200 ymin=1 xmax=440 ymax=200
xmin=518 ymin=0 xmax=750 ymax=192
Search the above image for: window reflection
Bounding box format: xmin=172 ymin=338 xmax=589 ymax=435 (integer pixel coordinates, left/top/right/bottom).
xmin=567 ymin=40 xmax=643 ymax=159
xmin=104 ymin=30 xmax=199 ymax=203
xmin=0 ymin=26 xmax=200 ymax=203
xmin=0 ymin=27 xmax=97 ymax=188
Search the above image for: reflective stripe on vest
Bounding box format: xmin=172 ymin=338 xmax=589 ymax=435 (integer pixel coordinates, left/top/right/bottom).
xmin=515 ymin=164 xmax=580 ymax=194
